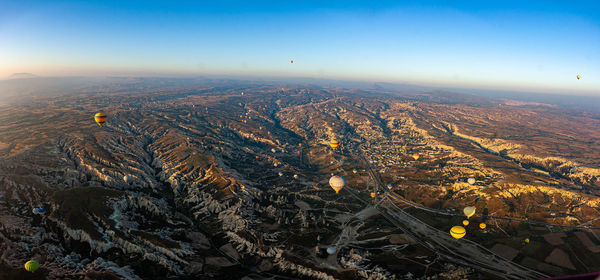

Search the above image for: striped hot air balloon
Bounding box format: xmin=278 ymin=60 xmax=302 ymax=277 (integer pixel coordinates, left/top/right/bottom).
xmin=329 ymin=139 xmax=340 ymax=150
xmin=450 ymin=226 xmax=466 ymax=239
xmin=94 ymin=112 xmax=107 ymax=127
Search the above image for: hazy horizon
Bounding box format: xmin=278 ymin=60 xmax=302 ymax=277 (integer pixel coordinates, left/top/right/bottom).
xmin=1 ymin=1 xmax=599 ymax=95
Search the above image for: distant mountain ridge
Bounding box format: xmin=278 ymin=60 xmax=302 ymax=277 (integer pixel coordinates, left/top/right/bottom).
xmin=8 ymin=73 xmax=38 ymax=79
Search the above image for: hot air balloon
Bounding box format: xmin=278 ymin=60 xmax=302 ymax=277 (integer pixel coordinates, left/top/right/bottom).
xmin=462 ymin=220 xmax=469 ymax=226
xmin=329 ymin=175 xmax=346 ymax=194
xmin=524 ymin=238 xmax=530 ymax=244
xmin=479 ymin=223 xmax=486 ymax=229
xmin=24 ymin=260 xmax=40 ymax=273
xmin=387 ymin=184 xmax=393 ymax=190
xmin=293 ymin=174 xmax=299 ymax=179
xmin=123 ymin=175 xmax=132 ymax=184
xmin=105 ymin=176 xmax=112 ymax=181
xmin=291 ymin=60 xmax=294 ymax=63
xmin=241 ymin=92 xmax=245 ymax=96
xmin=352 ymin=169 xmax=358 ymax=174
xmin=577 ymin=75 xmax=581 ymax=80
xmin=326 ymin=247 xmax=336 ymax=254
xmin=468 ymin=177 xmax=476 ymax=185
xmin=412 ymin=153 xmax=420 ymax=160
xmin=94 ymin=112 xmax=107 ymax=127
xmin=329 ymin=139 xmax=340 ymax=150
xmin=271 ymin=148 xmax=277 ymax=153
xmin=274 ymin=163 xmax=278 ymax=167
xmin=463 ymin=206 xmax=476 ymax=218
xmin=450 ymin=226 xmax=466 ymax=239
xmin=370 ymin=192 xmax=376 ymax=198
xmin=32 ymin=207 xmax=46 ymax=214
xmin=278 ymin=172 xmax=284 ymax=177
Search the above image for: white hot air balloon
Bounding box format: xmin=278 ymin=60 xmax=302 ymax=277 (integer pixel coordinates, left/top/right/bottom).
xmin=326 ymin=247 xmax=337 ymax=254
xmin=329 ymin=175 xmax=346 ymax=194
xmin=278 ymin=172 xmax=283 ymax=177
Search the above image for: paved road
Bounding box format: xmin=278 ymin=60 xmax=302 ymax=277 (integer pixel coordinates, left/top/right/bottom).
xmin=349 ymin=151 xmax=549 ymax=279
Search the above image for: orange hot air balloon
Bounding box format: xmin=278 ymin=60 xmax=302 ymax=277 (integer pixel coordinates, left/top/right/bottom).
xmin=291 ymin=60 xmax=294 ymax=63
xmin=412 ymin=153 xmax=420 ymax=160
xmin=329 ymin=139 xmax=340 ymax=150
xmin=94 ymin=112 xmax=107 ymax=127
xmin=370 ymin=192 xmax=376 ymax=198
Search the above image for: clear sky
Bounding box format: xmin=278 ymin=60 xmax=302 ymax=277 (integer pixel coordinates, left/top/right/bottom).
xmin=1 ymin=0 xmax=599 ymax=95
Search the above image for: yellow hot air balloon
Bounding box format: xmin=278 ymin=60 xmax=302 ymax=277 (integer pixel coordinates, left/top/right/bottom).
xmin=329 ymin=175 xmax=346 ymax=194
xmin=370 ymin=192 xmax=376 ymax=198
xmin=94 ymin=112 xmax=107 ymax=127
xmin=450 ymin=226 xmax=466 ymax=239
xmin=412 ymin=153 xmax=420 ymax=160
xmin=577 ymin=75 xmax=581 ymax=80
xmin=463 ymin=206 xmax=476 ymax=218
xmin=24 ymin=260 xmax=40 ymax=273
xmin=462 ymin=220 xmax=469 ymax=226
xmin=524 ymin=238 xmax=530 ymax=244
xmin=329 ymin=139 xmax=340 ymax=150
xmin=479 ymin=223 xmax=486 ymax=229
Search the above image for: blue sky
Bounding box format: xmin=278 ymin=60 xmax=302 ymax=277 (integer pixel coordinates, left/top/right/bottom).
xmin=1 ymin=0 xmax=599 ymax=95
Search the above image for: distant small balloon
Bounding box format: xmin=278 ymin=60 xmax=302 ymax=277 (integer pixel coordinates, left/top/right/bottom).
xmin=353 ymin=169 xmax=358 ymax=174
xmin=387 ymin=184 xmax=393 ymax=190
xmin=291 ymin=60 xmax=294 ymax=63
xmin=468 ymin=177 xmax=476 ymax=185
xmin=370 ymin=192 xmax=376 ymax=198
xmin=462 ymin=220 xmax=469 ymax=226
xmin=577 ymin=75 xmax=581 ymax=80
xmin=326 ymin=247 xmax=336 ymax=254
xmin=293 ymin=174 xmax=299 ymax=179
xmin=123 ymin=175 xmax=132 ymax=184
xmin=278 ymin=172 xmax=283 ymax=177
xmin=24 ymin=260 xmax=40 ymax=273
xmin=479 ymin=223 xmax=486 ymax=229
xmin=412 ymin=153 xmax=420 ymax=160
